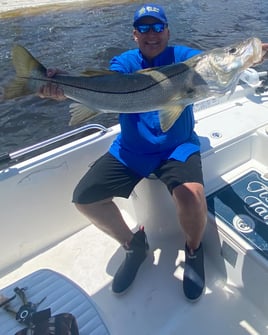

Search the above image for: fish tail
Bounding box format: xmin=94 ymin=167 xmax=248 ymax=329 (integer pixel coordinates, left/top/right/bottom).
xmin=3 ymin=44 xmax=47 ymax=99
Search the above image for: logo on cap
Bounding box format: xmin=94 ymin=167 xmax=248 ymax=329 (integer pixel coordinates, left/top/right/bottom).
xmin=138 ymin=6 xmax=160 ymax=17
xmin=133 ymin=4 xmax=168 ymax=26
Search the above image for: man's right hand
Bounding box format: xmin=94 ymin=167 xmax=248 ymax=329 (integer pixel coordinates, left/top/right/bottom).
xmin=38 ymin=68 xmax=67 ymax=101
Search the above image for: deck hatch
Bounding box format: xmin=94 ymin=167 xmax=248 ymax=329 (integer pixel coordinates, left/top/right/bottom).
xmin=207 ymin=170 xmax=268 ymax=260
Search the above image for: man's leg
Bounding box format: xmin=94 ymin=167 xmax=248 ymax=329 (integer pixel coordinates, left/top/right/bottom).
xmin=172 ymin=182 xmax=207 ymax=301
xmin=72 ymin=153 xmax=148 ymax=294
xmin=155 ymin=153 xmax=207 ymax=301
xmin=75 ymin=198 xmax=133 ymax=245
xmin=172 ymin=182 xmax=207 ymax=252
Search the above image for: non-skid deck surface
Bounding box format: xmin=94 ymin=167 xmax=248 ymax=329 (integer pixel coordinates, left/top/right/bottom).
xmin=207 ymin=170 xmax=268 ymax=259
xmin=0 ymin=269 xmax=110 ymax=335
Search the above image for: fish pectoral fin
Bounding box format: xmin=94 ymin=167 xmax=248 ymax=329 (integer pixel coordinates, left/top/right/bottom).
xmin=69 ymin=102 xmax=100 ymax=125
xmin=159 ymin=105 xmax=186 ymax=132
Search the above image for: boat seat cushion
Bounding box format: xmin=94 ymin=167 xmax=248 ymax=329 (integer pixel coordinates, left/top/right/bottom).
xmin=0 ymin=269 xmax=110 ymax=335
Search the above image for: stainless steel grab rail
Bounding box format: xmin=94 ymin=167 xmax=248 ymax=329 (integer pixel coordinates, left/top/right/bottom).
xmin=0 ymin=123 xmax=110 ymax=166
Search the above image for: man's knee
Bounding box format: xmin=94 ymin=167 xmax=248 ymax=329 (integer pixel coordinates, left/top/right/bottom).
xmin=172 ymin=183 xmax=206 ymax=212
xmin=74 ymin=198 xmax=113 ymax=215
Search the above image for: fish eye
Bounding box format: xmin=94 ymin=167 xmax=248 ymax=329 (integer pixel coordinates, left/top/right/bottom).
xmin=228 ymin=47 xmax=237 ymax=54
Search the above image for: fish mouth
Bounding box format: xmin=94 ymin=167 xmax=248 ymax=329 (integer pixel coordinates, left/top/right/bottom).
xmin=252 ymin=37 xmax=264 ymax=66
xmin=243 ymin=37 xmax=263 ymax=68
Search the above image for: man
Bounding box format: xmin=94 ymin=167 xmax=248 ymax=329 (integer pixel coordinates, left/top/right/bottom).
xmin=40 ymin=3 xmax=208 ymax=302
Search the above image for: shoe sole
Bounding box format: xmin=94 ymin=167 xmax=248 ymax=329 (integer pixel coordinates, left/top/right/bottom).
xmin=184 ymin=285 xmax=205 ymax=303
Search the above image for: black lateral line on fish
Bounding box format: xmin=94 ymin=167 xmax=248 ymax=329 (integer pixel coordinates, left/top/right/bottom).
xmin=19 ymin=65 xmax=190 ymax=95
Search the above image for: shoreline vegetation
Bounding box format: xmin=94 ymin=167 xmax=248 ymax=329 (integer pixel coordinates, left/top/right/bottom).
xmin=0 ymin=0 xmax=137 ymax=18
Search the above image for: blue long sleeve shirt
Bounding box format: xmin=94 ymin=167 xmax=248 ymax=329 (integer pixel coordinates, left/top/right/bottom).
xmin=109 ymin=46 xmax=202 ymax=177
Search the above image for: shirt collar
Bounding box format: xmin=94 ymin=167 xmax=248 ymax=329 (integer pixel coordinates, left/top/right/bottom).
xmin=139 ymin=46 xmax=173 ymax=68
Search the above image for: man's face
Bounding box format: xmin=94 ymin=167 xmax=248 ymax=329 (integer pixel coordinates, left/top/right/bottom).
xmin=133 ymin=17 xmax=170 ymax=61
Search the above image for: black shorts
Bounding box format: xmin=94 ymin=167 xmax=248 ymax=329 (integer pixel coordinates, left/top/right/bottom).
xmin=72 ymin=152 xmax=204 ymax=204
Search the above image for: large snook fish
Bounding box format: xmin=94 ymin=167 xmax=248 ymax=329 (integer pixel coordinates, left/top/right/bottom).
xmin=1 ymin=37 xmax=264 ymax=132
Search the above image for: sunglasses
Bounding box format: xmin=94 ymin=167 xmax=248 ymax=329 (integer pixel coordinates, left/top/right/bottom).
xmin=135 ymin=22 xmax=167 ymax=34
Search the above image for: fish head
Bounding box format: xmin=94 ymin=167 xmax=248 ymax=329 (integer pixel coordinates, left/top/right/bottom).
xmin=210 ymin=37 xmax=262 ymax=72
xmin=205 ymin=37 xmax=263 ymax=91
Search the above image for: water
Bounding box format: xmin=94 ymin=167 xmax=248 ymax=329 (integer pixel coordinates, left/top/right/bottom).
xmin=1 ymin=0 xmax=268 ymax=154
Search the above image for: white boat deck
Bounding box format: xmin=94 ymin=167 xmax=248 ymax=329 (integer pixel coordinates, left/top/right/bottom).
xmin=1 ymin=83 xmax=268 ymax=334
xmin=0 ymin=217 xmax=267 ymax=335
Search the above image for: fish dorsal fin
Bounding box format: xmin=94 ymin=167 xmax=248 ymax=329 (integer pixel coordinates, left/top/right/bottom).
xmin=69 ymin=102 xmax=101 ymax=125
xmin=137 ymin=65 xmax=164 ymax=73
xmin=158 ymin=105 xmax=186 ymax=132
xmin=137 ymin=67 xmax=154 ymax=73
xmin=81 ymin=68 xmax=115 ymax=77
